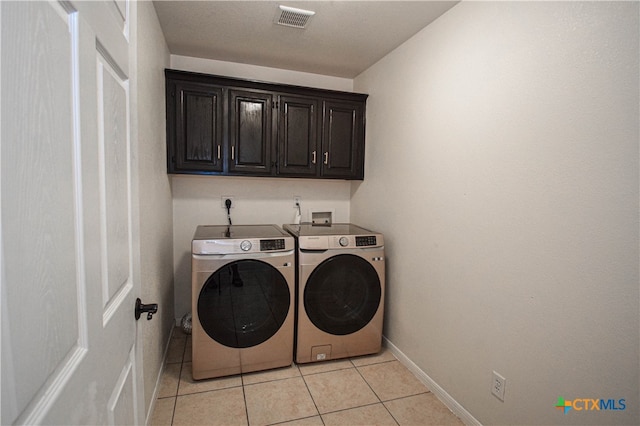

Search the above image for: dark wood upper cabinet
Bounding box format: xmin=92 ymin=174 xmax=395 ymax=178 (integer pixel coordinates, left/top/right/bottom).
xmin=321 ymin=100 xmax=364 ymax=179
xmin=168 ymin=81 xmax=223 ymax=173
xmin=165 ymin=69 xmax=367 ymax=180
xmin=278 ymin=95 xmax=319 ymax=176
xmin=229 ymin=90 xmax=274 ymax=175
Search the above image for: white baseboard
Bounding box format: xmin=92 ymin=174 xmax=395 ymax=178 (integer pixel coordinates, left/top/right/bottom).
xmin=383 ymin=336 xmax=481 ymax=426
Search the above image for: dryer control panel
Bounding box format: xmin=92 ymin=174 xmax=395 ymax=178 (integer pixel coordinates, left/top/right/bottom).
xmin=356 ymin=236 xmax=377 ymax=246
xmin=283 ymin=223 xmax=384 ymax=251
xmin=335 ymin=235 xmax=382 ymax=249
xmin=298 ymin=234 xmax=384 ymax=250
xmin=260 ymin=238 xmax=286 ymax=251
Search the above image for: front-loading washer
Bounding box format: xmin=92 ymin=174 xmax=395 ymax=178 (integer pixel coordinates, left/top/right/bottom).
xmin=191 ymin=224 xmax=295 ymax=380
xmin=283 ymin=223 xmax=385 ymax=364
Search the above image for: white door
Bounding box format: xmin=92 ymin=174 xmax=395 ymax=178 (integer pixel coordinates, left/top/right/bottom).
xmin=1 ymin=1 xmax=143 ymax=424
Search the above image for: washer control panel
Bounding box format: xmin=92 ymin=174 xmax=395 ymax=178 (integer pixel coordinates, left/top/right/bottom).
xmin=194 ymin=237 xmax=292 ymax=254
xmin=192 ymin=225 xmax=294 ymax=255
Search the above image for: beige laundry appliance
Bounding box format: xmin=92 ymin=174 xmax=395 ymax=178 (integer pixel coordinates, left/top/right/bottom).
xmin=283 ymin=223 xmax=385 ymax=364
xmin=191 ymin=225 xmax=295 ymax=379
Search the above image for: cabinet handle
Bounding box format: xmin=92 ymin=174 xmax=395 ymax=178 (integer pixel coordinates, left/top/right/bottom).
xmin=231 ymin=146 xmax=235 ymax=160
xmin=324 ymin=152 xmax=329 ymax=165
xmin=312 ymin=151 xmax=316 ymax=164
xmin=217 ymin=145 xmax=221 ymax=160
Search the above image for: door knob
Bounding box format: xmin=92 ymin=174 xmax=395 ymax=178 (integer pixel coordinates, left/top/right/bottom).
xmin=135 ymin=298 xmax=158 ymax=320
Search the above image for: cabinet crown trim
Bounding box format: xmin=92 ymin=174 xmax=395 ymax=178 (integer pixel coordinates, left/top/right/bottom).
xmin=165 ymin=69 xmax=368 ymax=102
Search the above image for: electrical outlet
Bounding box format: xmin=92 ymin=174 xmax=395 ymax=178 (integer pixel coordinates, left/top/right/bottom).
xmin=221 ymin=196 xmax=234 ymax=209
xmin=293 ymin=196 xmax=301 ymax=208
xmin=491 ymin=371 xmax=506 ymax=401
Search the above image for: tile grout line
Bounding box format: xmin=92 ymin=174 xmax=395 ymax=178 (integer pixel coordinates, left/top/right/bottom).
xmin=175 ymin=334 xmax=188 ymax=396
xmin=382 ymin=390 xmax=431 ymax=403
xmin=298 ymin=366 xmax=355 ymax=379
xmin=169 ymin=393 xmax=177 ymax=426
xmin=353 ymin=360 xmax=401 ymax=426
xmin=170 ymin=332 xmax=188 ymax=425
xmin=298 ymin=367 xmax=326 ymax=426
xmin=268 ymin=414 xmax=322 ymax=426
xmin=277 ymin=356 xmax=400 ymax=423
xmin=300 ymin=357 xmax=395 ymax=422
xmin=240 ymin=374 xmax=250 ymax=426
xmin=319 ymin=400 xmax=397 ymax=419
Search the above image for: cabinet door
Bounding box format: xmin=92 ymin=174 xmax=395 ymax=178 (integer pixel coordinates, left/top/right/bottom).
xmin=278 ymin=95 xmax=319 ymax=176
xmin=229 ymin=90 xmax=274 ymax=175
xmin=321 ymin=100 xmax=365 ymax=179
xmin=170 ymin=82 xmax=223 ymax=173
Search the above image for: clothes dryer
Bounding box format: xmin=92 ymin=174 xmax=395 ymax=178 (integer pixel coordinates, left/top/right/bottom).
xmin=283 ymin=223 xmax=385 ymax=364
xmin=191 ymin=225 xmax=295 ymax=379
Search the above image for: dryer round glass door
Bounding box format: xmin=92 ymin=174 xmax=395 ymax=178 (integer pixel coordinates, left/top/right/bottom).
xmin=198 ymin=259 xmax=290 ymax=348
xmin=304 ymin=254 xmax=381 ymax=335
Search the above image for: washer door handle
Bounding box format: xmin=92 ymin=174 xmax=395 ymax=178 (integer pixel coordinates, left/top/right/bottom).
xmin=135 ymin=298 xmax=158 ymax=320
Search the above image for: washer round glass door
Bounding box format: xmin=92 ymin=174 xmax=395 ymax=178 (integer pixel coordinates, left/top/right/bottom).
xmin=198 ymin=259 xmax=290 ymax=348
xmin=304 ymin=254 xmax=381 ymax=336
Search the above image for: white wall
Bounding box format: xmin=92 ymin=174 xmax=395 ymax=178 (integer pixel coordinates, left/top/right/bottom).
xmin=136 ymin=1 xmax=173 ymax=418
xmin=169 ymin=56 xmax=357 ymax=320
xmin=352 ymin=2 xmax=639 ymax=425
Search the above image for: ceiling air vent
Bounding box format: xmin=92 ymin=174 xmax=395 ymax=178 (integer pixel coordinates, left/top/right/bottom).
xmin=275 ymin=5 xmax=315 ymax=29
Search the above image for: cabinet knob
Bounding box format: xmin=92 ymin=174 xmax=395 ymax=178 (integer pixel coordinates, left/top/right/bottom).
xmin=324 ymin=152 xmax=329 ymax=165
xmin=312 ymin=151 xmax=316 ymax=164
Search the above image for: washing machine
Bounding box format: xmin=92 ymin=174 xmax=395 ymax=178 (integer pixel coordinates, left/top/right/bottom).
xmin=191 ymin=225 xmax=295 ymax=380
xmin=283 ymin=223 xmax=385 ymax=364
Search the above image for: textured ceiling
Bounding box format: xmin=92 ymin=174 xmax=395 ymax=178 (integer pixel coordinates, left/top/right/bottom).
xmin=153 ymin=1 xmax=459 ymax=78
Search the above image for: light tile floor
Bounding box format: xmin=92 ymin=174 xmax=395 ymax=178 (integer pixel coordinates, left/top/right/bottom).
xmin=151 ymin=328 xmax=463 ymax=426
